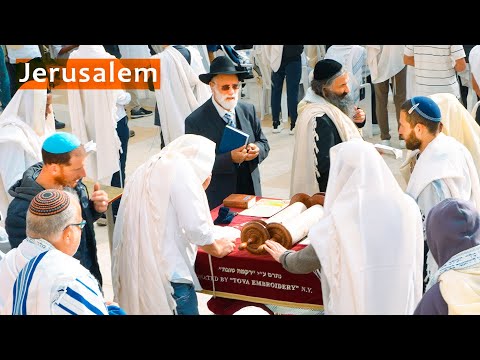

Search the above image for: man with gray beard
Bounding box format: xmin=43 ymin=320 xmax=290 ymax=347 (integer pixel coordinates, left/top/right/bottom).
xmin=290 ymin=59 xmax=366 ymax=196
xmin=185 ymin=56 xmax=270 ymax=209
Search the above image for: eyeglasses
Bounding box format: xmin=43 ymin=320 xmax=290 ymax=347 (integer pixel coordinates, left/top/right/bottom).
xmin=212 ymin=82 xmax=242 ymax=91
xmin=65 ymin=220 xmax=86 ymax=230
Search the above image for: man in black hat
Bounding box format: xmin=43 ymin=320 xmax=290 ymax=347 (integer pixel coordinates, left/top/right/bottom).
xmin=290 ymin=59 xmax=366 ymax=196
xmin=185 ymin=56 xmax=270 ymax=210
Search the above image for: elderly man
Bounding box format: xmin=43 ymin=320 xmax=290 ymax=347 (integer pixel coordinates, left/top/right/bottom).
xmin=399 ymin=96 xmax=480 ymax=290
xmin=291 ymin=59 xmax=365 ymax=196
xmin=5 ymin=132 xmax=108 ymax=286
xmin=185 ymin=56 xmax=270 ymax=210
xmin=0 ymin=189 xmax=125 ymax=315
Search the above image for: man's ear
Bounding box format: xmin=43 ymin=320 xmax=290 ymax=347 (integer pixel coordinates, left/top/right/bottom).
xmin=62 ymin=225 xmax=73 ymax=244
xmin=45 ymin=163 xmax=60 ymax=175
xmin=414 ymin=123 xmax=424 ymax=136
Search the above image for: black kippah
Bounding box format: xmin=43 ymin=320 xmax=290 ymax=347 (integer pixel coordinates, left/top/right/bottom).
xmin=313 ymin=59 xmax=343 ymax=81
xmin=29 ymin=190 xmax=70 ymax=216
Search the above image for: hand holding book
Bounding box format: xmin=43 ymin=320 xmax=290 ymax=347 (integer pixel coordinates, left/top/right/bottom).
xmin=245 ymin=143 xmax=259 ymax=161
xmin=231 ymin=145 xmax=248 ymax=164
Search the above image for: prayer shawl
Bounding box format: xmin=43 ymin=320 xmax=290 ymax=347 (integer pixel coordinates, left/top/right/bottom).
xmin=325 ymin=45 xmax=367 ymax=104
xmin=150 ymin=46 xmax=211 ymax=145
xmin=366 ymin=45 xmax=405 ymax=84
xmin=262 ymin=45 xmax=284 ymax=73
xmin=439 ymin=265 xmax=480 ymax=314
xmin=0 ymin=237 xmax=108 ymax=315
xmin=112 ymin=134 xmax=215 ymax=314
xmin=310 ymin=140 xmax=424 ymax=314
xmin=190 ymin=45 xmax=210 ymax=74
xmin=0 ymin=89 xmax=51 ymax=226
xmin=1 ymin=248 xmax=108 ymax=315
xmin=402 ymin=133 xmax=480 ymax=209
xmin=187 ymin=45 xmax=209 ymax=74
xmin=0 ymin=237 xmax=50 ymax=311
xmin=469 ymin=46 xmax=480 ymax=97
xmin=0 ymin=118 xmax=42 ymax=226
xmin=67 ymin=45 xmax=121 ymax=184
xmin=305 ymin=45 xmax=326 ymax=69
xmin=0 ymin=88 xmax=55 ymax=139
xmin=291 ymin=89 xmax=362 ymax=197
xmin=429 ymin=92 xmax=480 ymax=179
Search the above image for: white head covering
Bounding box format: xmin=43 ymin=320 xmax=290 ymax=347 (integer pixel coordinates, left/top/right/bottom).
xmin=0 ymin=88 xmax=55 ymax=139
xmin=111 ymin=134 xmax=215 ymax=314
xmin=310 ymin=140 xmax=424 ymax=314
xmin=429 ymin=92 xmax=480 ymax=180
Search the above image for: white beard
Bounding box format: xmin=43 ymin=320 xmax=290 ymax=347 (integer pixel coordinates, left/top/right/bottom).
xmin=213 ymin=88 xmax=239 ymax=110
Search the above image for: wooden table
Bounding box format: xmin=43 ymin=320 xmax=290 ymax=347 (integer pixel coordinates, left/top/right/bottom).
xmin=83 ymin=178 xmax=123 ymax=254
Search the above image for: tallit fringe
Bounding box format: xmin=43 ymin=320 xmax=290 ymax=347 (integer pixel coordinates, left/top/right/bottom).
xmin=313 ymin=118 xmax=320 ymax=179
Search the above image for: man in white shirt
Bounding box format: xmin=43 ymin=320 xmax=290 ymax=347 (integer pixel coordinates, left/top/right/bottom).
xmin=404 ymin=45 xmax=466 ymax=99
xmin=399 ymin=96 xmax=480 ymax=290
xmin=112 ymin=134 xmax=236 ymax=314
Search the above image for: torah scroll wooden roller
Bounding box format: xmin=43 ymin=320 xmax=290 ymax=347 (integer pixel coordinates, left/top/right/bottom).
xmin=267 ymin=194 xmax=325 ymax=250
xmin=239 ymin=193 xmax=322 ymax=255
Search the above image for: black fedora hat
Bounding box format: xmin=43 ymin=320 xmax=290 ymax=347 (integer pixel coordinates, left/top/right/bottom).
xmin=199 ymin=56 xmax=249 ymax=84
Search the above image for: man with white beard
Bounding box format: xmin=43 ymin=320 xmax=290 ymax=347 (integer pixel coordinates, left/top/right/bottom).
xmin=185 ymin=56 xmax=270 ymax=209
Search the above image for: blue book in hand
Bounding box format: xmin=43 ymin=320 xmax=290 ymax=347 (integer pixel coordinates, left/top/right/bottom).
xmin=218 ymin=125 xmax=249 ymax=153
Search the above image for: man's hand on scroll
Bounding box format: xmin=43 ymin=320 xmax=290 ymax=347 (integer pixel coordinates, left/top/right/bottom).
xmin=91 ymin=182 xmax=109 ymax=213
xmin=263 ymin=239 xmax=288 ymax=263
xmin=201 ymin=237 xmax=236 ymax=258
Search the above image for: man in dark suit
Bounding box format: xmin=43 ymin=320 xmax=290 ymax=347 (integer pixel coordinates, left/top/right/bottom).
xmin=185 ymin=56 xmax=270 ymax=209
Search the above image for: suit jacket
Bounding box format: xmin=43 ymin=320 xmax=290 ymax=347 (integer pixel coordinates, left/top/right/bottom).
xmin=185 ymin=98 xmax=270 ymax=209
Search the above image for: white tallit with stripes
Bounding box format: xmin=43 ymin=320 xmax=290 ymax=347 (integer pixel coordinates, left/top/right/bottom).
xmin=0 ymin=238 xmax=108 ymax=315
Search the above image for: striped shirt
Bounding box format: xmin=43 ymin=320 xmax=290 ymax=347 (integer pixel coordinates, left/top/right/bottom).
xmin=4 ymin=247 xmax=109 ymax=315
xmin=404 ymin=45 xmax=465 ymax=98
